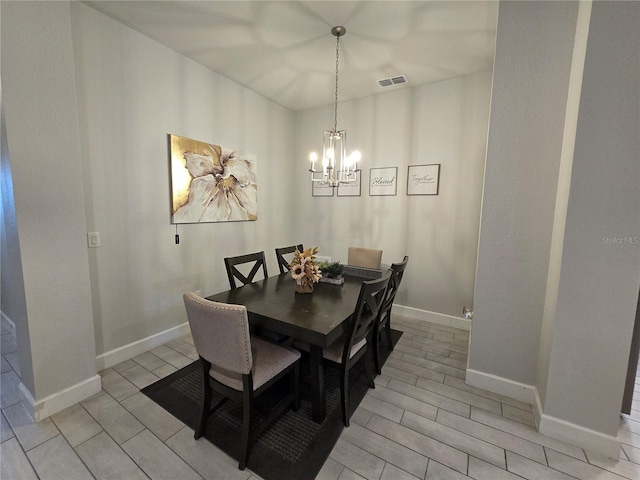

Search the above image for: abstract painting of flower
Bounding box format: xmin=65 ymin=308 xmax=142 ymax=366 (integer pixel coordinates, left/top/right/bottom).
xmin=170 ymin=134 xmax=257 ymax=223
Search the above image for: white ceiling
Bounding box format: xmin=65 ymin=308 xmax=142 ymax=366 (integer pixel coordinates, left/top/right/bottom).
xmin=83 ymin=1 xmax=498 ymax=111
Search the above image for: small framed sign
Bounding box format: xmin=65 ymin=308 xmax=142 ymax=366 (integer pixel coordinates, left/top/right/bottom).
xmin=312 ymin=180 xmax=334 ymax=197
xmin=407 ymin=164 xmax=440 ymax=195
xmin=369 ymin=167 xmax=397 ymax=196
xmin=337 ymin=171 xmax=361 ymax=197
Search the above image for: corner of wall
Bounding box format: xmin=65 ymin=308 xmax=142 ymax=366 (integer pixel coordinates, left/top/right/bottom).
xmin=393 ymin=304 xmax=471 ymax=331
xmin=465 ymin=367 xmax=621 ymax=459
xmin=19 ymin=375 xmax=102 ymax=422
xmin=538 ymin=414 xmax=621 ymax=460
xmin=465 ymin=368 xmax=537 ymax=405
xmin=95 ymin=322 xmax=191 ymax=371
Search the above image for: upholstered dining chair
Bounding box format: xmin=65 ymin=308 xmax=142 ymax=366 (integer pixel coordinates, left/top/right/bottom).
xmin=347 ymin=247 xmax=383 ymax=270
xmin=224 ymin=251 xmax=268 ymax=289
xmin=275 ymin=244 xmax=304 ymax=274
xmin=373 ymin=256 xmax=409 ymax=374
xmin=183 ymin=292 xmax=300 ymax=470
xmin=294 ymin=273 xmax=390 ymax=426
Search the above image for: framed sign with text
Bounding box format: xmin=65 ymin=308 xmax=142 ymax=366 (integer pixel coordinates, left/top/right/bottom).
xmin=312 ymin=180 xmax=334 ymax=197
xmin=369 ymin=167 xmax=397 ymax=196
xmin=337 ymin=171 xmax=361 ymax=197
xmin=407 ymin=164 xmax=440 ymax=195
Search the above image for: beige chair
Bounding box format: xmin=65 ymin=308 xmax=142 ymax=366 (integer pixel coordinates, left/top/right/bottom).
xmin=348 ymin=247 xmax=383 ymax=270
xmin=373 ymin=256 xmax=409 ymax=374
xmin=294 ymin=273 xmax=390 ymax=426
xmin=183 ymin=292 xmax=300 ymax=470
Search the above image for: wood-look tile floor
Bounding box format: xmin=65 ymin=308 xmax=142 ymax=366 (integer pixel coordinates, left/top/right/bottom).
xmin=1 ymin=315 xmax=639 ymax=479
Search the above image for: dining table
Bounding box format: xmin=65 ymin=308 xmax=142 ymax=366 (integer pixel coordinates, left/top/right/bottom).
xmin=206 ymin=272 xmax=366 ymax=423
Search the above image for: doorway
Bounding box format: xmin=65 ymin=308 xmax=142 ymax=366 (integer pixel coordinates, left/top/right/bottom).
xmin=622 ymin=287 xmax=640 ymax=414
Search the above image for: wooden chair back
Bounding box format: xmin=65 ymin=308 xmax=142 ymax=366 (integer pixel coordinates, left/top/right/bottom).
xmin=275 ymin=244 xmax=304 ymax=274
xmin=373 ymin=256 xmax=409 ymax=374
xmin=380 ymin=256 xmax=409 ymax=316
xmin=343 ymin=273 xmax=390 ymax=364
xmin=224 ymin=251 xmax=268 ymax=289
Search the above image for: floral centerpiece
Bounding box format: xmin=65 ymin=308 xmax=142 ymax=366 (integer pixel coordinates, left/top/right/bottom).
xmin=289 ymin=246 xmax=322 ymax=293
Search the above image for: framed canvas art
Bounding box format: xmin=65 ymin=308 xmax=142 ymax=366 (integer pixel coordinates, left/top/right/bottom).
xmin=369 ymin=167 xmax=397 ymax=196
xmin=407 ymin=164 xmax=440 ymax=195
xmin=312 ymin=180 xmax=335 ymax=197
xmin=337 ymin=171 xmax=361 ymax=197
xmin=170 ymin=134 xmax=257 ymax=223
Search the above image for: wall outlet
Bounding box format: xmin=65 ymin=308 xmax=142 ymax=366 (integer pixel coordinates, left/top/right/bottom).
xmin=87 ymin=232 xmax=100 ymax=248
xmin=194 ymin=290 xmax=202 ymax=297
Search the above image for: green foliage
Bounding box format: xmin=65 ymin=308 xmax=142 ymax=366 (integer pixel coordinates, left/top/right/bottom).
xmin=318 ymin=261 xmax=344 ymax=278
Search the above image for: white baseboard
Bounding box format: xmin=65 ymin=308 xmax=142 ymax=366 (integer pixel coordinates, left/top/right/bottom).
xmin=466 ymin=368 xmax=536 ymax=405
xmin=95 ymin=322 xmax=191 ymax=371
xmin=539 ymin=413 xmax=620 ymax=459
xmin=19 ymin=375 xmax=102 ymax=422
xmin=466 ymin=368 xmax=621 ymax=459
xmin=532 ymin=387 xmax=543 ymax=428
xmin=393 ymin=304 xmax=471 ymax=331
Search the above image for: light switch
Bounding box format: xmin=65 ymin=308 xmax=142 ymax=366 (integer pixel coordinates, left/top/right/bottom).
xmin=87 ymin=232 xmax=101 ymax=248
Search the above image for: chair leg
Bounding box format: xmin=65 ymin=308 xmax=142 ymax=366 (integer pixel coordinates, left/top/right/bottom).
xmin=291 ymin=362 xmax=300 ymax=411
xmin=340 ymin=367 xmax=349 ymax=427
xmin=373 ymin=328 xmax=383 ymax=375
xmin=239 ymin=377 xmax=253 ymax=470
xmin=195 ymin=360 xmax=211 ymax=439
xmin=364 ymin=348 xmax=376 ymax=389
xmin=384 ymin=311 xmax=393 ymax=351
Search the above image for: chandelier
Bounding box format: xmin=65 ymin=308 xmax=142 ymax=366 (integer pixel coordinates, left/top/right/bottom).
xmin=309 ymin=26 xmax=361 ymax=187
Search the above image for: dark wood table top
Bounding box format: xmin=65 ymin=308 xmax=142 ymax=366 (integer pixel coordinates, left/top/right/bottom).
xmin=206 ymin=273 xmax=364 ymax=348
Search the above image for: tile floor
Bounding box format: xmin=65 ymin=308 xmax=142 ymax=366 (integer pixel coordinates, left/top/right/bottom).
xmin=1 ymin=315 xmax=639 ymax=480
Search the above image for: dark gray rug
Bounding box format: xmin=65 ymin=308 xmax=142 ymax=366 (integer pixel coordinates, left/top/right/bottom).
xmin=142 ymin=330 xmax=401 ymax=480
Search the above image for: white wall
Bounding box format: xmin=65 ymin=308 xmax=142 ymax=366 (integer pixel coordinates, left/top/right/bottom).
xmin=73 ymin=3 xmax=296 ymax=357
xmin=470 ymin=0 xmax=640 ymax=457
xmin=469 ymin=0 xmax=579 ymax=386
xmin=1 ymin=1 xmax=493 ymax=418
xmin=1 ymin=1 xmax=99 ymax=411
xmin=294 ymin=73 xmax=493 ymax=318
xmin=539 ymin=0 xmax=640 ymax=453
xmin=537 ymin=0 xmax=591 ymax=413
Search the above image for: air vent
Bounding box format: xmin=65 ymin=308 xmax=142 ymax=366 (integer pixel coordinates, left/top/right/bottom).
xmin=377 ymin=74 xmax=408 ymax=88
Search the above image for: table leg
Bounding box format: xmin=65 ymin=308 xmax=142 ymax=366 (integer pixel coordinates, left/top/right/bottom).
xmin=309 ymin=344 xmax=325 ymax=423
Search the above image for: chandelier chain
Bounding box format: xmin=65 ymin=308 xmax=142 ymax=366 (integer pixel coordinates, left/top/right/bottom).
xmin=334 ymin=33 xmax=340 ymax=133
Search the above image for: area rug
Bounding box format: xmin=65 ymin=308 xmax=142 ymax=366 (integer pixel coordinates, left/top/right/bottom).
xmin=141 ymin=330 xmax=402 ymax=480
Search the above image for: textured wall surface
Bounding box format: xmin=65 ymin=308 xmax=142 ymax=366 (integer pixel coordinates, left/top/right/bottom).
xmin=469 ymin=1 xmax=578 ymax=385
xmin=542 ymin=0 xmax=640 ymax=437
xmin=2 ymin=1 xmax=97 ymax=399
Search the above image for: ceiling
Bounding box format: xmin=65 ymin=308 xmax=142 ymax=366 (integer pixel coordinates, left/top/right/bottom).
xmin=83 ymin=1 xmax=498 ymax=111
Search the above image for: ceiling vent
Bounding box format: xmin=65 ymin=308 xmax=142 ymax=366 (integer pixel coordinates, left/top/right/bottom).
xmin=378 ymin=75 xmax=408 ymax=88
